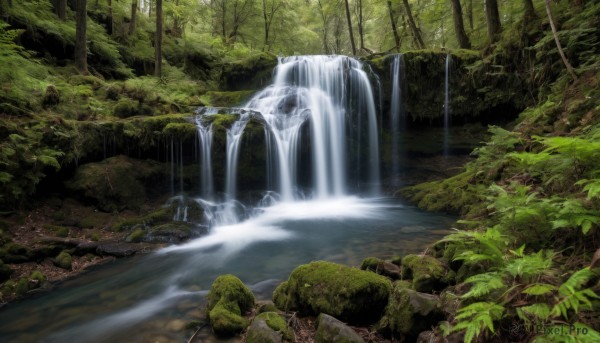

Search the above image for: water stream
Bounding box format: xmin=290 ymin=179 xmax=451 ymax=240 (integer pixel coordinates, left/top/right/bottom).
xmin=0 ymin=55 xmax=457 ymax=342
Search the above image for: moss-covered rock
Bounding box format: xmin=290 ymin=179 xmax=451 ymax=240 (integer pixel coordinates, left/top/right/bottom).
xmin=315 ymin=313 xmax=365 ymax=343
xmin=402 ymin=254 xmax=449 ymax=293
xmin=207 ymin=274 xmax=255 ymax=337
xmin=0 ymin=259 xmax=13 ymax=282
xmin=0 ymin=242 xmax=33 ymax=263
xmin=113 ymin=98 xmax=140 ymax=118
xmin=360 ymin=257 xmax=401 ymax=280
xmin=272 ymin=261 xmax=392 ymax=325
xmin=161 ymin=122 xmax=197 ymax=140
xmin=147 ymin=222 xmax=194 ymax=243
xmin=43 ymin=85 xmax=60 ymax=108
xmin=246 ymin=312 xmax=293 ymax=343
xmin=221 ymin=52 xmax=278 ymax=91
xmin=200 ymin=90 xmax=255 ymax=107
xmin=65 ymin=155 xmax=164 ymax=212
xmin=125 ymin=227 xmax=146 ymax=243
xmin=377 ymin=281 xmax=443 ymax=337
xmin=54 ymin=251 xmax=72 ymax=270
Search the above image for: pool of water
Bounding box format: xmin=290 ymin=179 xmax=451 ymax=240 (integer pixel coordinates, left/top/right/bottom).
xmin=0 ymin=197 xmax=454 ymax=343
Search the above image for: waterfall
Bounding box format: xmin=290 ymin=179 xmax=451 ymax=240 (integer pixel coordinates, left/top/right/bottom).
xmin=225 ymin=114 xmax=250 ymax=200
xmin=390 ymin=54 xmax=404 ymax=185
xmin=245 ymin=55 xmax=380 ymax=199
xmin=195 ymin=116 xmax=214 ymax=200
xmin=444 ymin=54 xmax=451 ymax=157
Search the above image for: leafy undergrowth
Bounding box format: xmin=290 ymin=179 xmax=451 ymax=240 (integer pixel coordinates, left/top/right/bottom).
xmin=403 ymin=67 xmax=600 ymax=343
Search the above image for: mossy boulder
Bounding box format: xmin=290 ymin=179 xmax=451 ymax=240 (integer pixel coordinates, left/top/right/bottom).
xmin=42 ymin=85 xmax=60 ymax=108
xmin=199 ymin=90 xmax=255 ymax=107
xmin=377 ymin=281 xmax=444 ymax=337
xmin=162 ymin=122 xmax=197 ymax=140
xmin=113 ymin=98 xmax=140 ymax=118
xmin=402 ymin=254 xmax=449 ymax=293
xmin=207 ymin=274 xmax=255 ymax=337
xmin=316 ymin=313 xmax=365 ymax=343
xmin=147 ymin=222 xmax=194 ymax=243
xmin=246 ymin=312 xmax=293 ymax=343
xmin=65 ymin=156 xmax=164 ymax=212
xmin=0 ymin=242 xmax=33 ymax=263
xmin=54 ymin=251 xmax=72 ymax=270
xmin=221 ymin=52 xmax=278 ymax=91
xmin=360 ymin=257 xmax=401 ymax=280
xmin=272 ymin=261 xmax=392 ymax=325
xmin=0 ymin=260 xmax=13 ymax=282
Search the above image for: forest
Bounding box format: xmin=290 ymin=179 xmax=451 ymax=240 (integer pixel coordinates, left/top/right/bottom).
xmin=0 ymin=0 xmax=599 ymax=342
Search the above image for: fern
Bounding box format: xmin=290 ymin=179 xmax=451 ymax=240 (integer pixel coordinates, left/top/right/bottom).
xmin=552 ymin=268 xmax=600 ymax=319
xmin=505 ymin=250 xmax=553 ymax=281
xmin=550 ymin=198 xmax=600 ymax=235
xmin=522 ymin=283 xmax=558 ymax=296
xmin=452 ymin=302 xmax=505 ymax=343
xmin=576 ymin=179 xmax=600 ymax=200
xmin=462 ymin=272 xmax=506 ymax=299
xmin=516 ymin=303 xmax=552 ymax=323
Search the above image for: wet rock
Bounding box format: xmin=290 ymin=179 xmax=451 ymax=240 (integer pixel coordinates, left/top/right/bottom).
xmin=316 ymin=313 xmax=364 ymax=343
xmin=360 ymin=257 xmax=401 ymax=280
xmin=165 ymin=319 xmax=187 ymax=332
xmin=402 ymin=254 xmax=449 ymax=293
xmin=147 ymin=223 xmax=193 ymax=243
xmin=207 ymin=274 xmax=255 ymax=337
xmin=246 ymin=312 xmax=292 ymax=343
xmin=377 ymin=281 xmax=444 ymax=337
xmin=273 ymin=261 xmax=391 ymax=325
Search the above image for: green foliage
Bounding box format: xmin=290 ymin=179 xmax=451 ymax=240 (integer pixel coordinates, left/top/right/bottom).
xmin=551 ymin=268 xmax=599 ymax=319
xmin=452 ymin=302 xmax=504 ymax=343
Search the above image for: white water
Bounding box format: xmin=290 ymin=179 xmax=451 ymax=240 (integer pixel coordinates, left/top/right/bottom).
xmin=390 ymin=54 xmax=404 ymax=184
xmin=195 ymin=115 xmax=214 ymax=199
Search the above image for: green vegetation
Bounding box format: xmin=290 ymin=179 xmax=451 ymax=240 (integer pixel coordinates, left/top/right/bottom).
xmin=207 ymin=274 xmax=255 ymax=337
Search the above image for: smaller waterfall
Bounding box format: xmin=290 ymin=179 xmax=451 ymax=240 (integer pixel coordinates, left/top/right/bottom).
xmin=225 ymin=114 xmax=250 ymax=200
xmin=444 ymin=54 xmax=451 ymax=158
xmin=195 ymin=116 xmax=214 ymax=200
xmin=389 ymin=54 xmax=404 ymax=186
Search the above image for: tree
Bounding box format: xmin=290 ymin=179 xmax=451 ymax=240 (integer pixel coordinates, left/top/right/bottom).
xmin=523 ymin=0 xmax=537 ymax=20
xmin=544 ymin=0 xmax=577 ymax=81
xmin=387 ymin=0 xmax=400 ymax=52
xmin=54 ymin=0 xmax=67 ymax=20
xmin=262 ymin=0 xmax=284 ymax=51
xmin=485 ymin=0 xmax=501 ymax=43
xmin=129 ymin=0 xmax=137 ymax=35
xmin=450 ymin=0 xmax=470 ymax=48
xmin=402 ymin=0 xmax=426 ymax=49
xmin=106 ymin=0 xmax=113 ymax=35
xmin=75 ymin=0 xmax=88 ymax=74
xmin=343 ymin=0 xmax=356 ymax=55
xmin=155 ymin=0 xmax=163 ymax=77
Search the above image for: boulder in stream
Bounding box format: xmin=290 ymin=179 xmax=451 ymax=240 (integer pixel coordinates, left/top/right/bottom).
xmin=246 ymin=311 xmax=293 ymax=343
xmin=315 ymin=313 xmax=365 ymax=343
xmin=207 ymin=274 xmax=255 ymax=337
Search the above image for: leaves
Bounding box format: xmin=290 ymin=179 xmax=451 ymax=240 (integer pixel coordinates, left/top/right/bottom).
xmin=452 ymin=302 xmax=504 ymax=343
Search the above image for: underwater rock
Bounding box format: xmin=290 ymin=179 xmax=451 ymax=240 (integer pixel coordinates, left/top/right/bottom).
xmin=273 ymin=261 xmax=391 ymax=325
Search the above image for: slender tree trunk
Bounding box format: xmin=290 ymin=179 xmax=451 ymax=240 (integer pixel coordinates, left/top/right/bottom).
xmin=155 ymin=0 xmax=163 ymax=77
xmin=402 ymin=0 xmax=425 ymax=49
xmin=343 ymin=0 xmax=356 ymax=55
xmin=55 ymin=0 xmax=67 ymax=20
xmin=129 ymin=1 xmax=137 ymax=35
xmin=450 ymin=0 xmax=471 ymax=48
xmin=467 ymin=0 xmax=473 ymax=31
xmin=523 ymin=0 xmax=537 ymax=20
xmin=75 ymin=0 xmax=88 ymax=74
xmin=357 ymin=0 xmax=369 ymax=52
xmin=107 ymin=0 xmax=113 ymax=35
xmin=485 ymin=0 xmax=502 ymax=43
xmin=262 ymin=0 xmax=268 ymax=48
xmin=387 ymin=0 xmax=400 ymax=52
xmin=544 ymin=0 xmax=577 ymax=81
xmin=221 ymin=0 xmax=226 ymax=39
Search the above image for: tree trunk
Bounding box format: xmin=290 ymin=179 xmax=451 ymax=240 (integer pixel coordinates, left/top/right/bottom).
xmin=544 ymin=0 xmax=577 ymax=81
xmin=155 ymin=0 xmax=163 ymax=77
xmin=75 ymin=0 xmax=88 ymax=74
xmin=55 ymin=0 xmax=67 ymax=20
xmin=107 ymin=0 xmax=113 ymax=35
xmin=262 ymin=0 xmax=269 ymax=49
xmin=129 ymin=1 xmax=137 ymax=35
xmin=402 ymin=0 xmax=425 ymax=49
xmin=467 ymin=0 xmax=473 ymax=31
xmin=450 ymin=0 xmax=471 ymax=48
xmin=343 ymin=0 xmax=356 ymax=55
xmin=523 ymin=0 xmax=537 ymax=20
xmin=485 ymin=0 xmax=502 ymax=43
xmin=387 ymin=0 xmax=400 ymax=52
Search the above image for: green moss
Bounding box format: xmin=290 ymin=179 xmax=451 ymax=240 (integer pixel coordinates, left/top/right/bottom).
xmin=54 ymin=251 xmax=72 ymax=270
xmin=199 ymin=90 xmax=255 ymax=107
xmin=112 ymin=207 xmax=172 ymax=231
xmin=254 ymin=312 xmax=293 ymax=341
xmin=207 ymin=274 xmax=255 ymax=337
xmin=206 ymin=113 xmax=240 ymax=129
xmin=126 ymin=228 xmax=146 ymax=243
xmin=44 ymin=225 xmax=69 ymax=238
xmin=162 ymin=122 xmax=197 ymax=139
xmin=0 ymin=242 xmax=33 ymax=263
xmin=272 ymin=261 xmax=392 ymax=325
xmin=113 ymin=98 xmax=140 ymax=118
xmin=0 ymin=259 xmax=13 ymax=282
xmin=402 ymin=255 xmax=448 ymax=293
xmin=42 ymin=85 xmax=60 ymax=108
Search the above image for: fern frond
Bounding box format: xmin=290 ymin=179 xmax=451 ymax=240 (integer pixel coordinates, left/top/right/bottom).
xmin=453 ymin=302 xmax=504 ymax=343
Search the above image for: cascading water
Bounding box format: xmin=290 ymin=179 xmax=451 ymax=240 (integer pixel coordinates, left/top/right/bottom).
xmin=195 ymin=115 xmax=214 ymax=200
xmin=444 ymin=54 xmax=451 ymax=157
xmin=390 ymin=54 xmax=404 ymax=185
